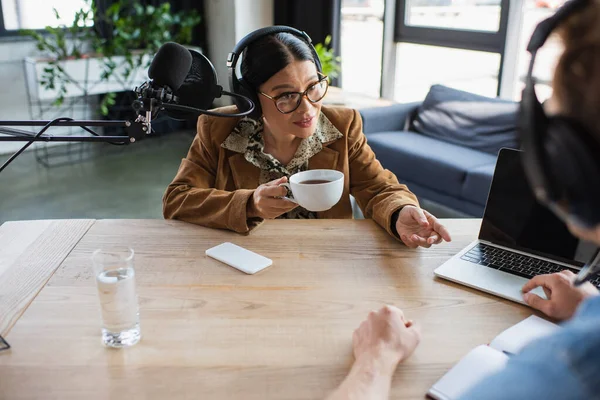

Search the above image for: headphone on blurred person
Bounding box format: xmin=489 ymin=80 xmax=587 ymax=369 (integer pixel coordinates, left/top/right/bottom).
xmin=226 ymin=26 xmax=323 ymax=118
xmin=520 ymin=0 xmax=600 ymax=227
xmin=519 ymin=0 xmax=600 ymax=284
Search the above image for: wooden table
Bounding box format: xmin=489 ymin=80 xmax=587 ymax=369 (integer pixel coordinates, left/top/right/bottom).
xmin=0 ymin=219 xmax=534 ymax=399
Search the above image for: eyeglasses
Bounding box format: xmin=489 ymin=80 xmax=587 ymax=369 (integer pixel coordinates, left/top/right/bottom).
xmin=259 ymin=73 xmax=329 ymax=114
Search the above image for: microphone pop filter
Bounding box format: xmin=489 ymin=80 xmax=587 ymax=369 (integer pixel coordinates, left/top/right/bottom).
xmin=168 ymin=50 xmax=220 ymax=119
xmin=148 ymin=42 xmax=193 ymax=91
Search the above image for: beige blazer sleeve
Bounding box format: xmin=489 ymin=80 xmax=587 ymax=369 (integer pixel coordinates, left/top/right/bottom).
xmin=346 ymin=109 xmax=420 ymax=238
xmin=162 ymin=115 xmax=261 ymax=234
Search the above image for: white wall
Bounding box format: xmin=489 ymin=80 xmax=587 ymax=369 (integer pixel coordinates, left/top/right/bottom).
xmin=234 ymin=0 xmax=273 ymax=42
xmin=205 ymin=0 xmax=273 ymax=106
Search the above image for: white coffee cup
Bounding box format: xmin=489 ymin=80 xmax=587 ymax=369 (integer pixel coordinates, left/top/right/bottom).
xmin=280 ymin=169 xmax=344 ymax=212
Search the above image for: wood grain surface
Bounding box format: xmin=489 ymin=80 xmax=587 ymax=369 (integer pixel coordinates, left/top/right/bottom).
xmin=0 ymin=219 xmax=535 ymax=399
xmin=0 ymin=219 xmax=94 ymax=336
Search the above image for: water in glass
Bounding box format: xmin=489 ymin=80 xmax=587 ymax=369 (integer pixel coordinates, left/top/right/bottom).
xmin=92 ymin=248 xmax=141 ymax=348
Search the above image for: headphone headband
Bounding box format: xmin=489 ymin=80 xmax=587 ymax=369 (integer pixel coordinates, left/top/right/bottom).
xmin=526 ymin=0 xmax=590 ymax=53
xmin=227 ymin=25 xmax=323 ymax=118
xmin=227 ymin=26 xmax=313 ymax=70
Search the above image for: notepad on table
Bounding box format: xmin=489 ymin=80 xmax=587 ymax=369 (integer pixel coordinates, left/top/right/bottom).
xmin=427 ymin=315 xmax=559 ymax=400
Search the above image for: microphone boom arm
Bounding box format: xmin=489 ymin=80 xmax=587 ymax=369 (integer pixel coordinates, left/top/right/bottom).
xmin=0 ymin=84 xmax=255 ymax=175
xmin=0 ymin=118 xmax=149 ymax=174
xmin=0 ymin=119 xmax=146 ymax=143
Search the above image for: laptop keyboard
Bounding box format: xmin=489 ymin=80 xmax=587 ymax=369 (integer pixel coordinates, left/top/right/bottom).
xmin=461 ymin=243 xmax=600 ymax=289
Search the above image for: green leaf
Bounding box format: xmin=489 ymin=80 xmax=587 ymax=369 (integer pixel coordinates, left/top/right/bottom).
xmin=52 ymin=95 xmax=64 ymax=107
xmin=314 ymin=35 xmax=341 ymax=78
xmin=31 ymin=0 xmax=202 ymax=111
xmin=107 ymin=3 xmax=121 ymax=16
xmin=100 ymin=92 xmax=117 ymax=116
xmin=133 ymin=3 xmax=144 ymax=16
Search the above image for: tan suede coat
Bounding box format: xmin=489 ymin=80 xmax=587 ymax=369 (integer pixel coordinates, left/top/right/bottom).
xmin=163 ymin=105 xmax=419 ymax=236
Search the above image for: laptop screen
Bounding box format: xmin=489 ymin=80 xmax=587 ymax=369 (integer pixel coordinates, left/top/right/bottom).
xmin=479 ymin=148 xmax=597 ymax=267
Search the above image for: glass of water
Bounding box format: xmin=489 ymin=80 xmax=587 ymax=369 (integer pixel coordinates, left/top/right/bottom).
xmin=91 ymin=247 xmax=141 ymax=348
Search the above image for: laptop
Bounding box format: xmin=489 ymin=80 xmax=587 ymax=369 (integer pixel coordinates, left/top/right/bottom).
xmin=435 ymin=148 xmax=600 ymax=305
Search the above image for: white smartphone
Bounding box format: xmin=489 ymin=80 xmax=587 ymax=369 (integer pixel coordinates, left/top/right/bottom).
xmin=205 ymin=242 xmax=272 ymax=275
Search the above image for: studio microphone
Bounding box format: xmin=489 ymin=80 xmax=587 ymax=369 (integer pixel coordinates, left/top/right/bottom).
xmin=133 ymin=42 xmax=254 ymax=128
xmin=133 ymin=42 xmax=193 ymax=132
xmin=148 ymin=42 xmax=192 ymax=93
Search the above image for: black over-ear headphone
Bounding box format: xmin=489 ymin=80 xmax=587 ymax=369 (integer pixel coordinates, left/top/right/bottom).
xmin=519 ymin=0 xmax=600 ymax=285
xmin=227 ymin=26 xmax=323 ymax=118
xmin=520 ymin=0 xmax=600 ymax=228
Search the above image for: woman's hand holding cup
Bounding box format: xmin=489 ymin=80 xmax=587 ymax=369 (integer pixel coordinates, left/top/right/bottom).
xmin=247 ymin=176 xmax=298 ymax=219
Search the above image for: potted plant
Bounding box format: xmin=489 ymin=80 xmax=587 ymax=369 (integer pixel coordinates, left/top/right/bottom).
xmin=22 ymin=0 xmax=201 ymax=115
xmin=314 ymin=35 xmax=341 ymax=79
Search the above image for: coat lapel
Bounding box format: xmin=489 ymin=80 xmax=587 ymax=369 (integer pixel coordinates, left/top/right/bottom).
xmin=308 ymin=146 xmax=339 ymax=170
xmin=228 ymin=153 xmax=261 ymax=189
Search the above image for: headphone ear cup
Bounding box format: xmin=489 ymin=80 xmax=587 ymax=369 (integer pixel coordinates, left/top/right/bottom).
xmin=545 ymin=117 xmax=600 ymax=224
xmin=519 ymin=82 xmax=556 ymax=200
xmin=546 ymin=118 xmax=600 ymax=191
xmin=229 ymin=67 xmax=260 ymax=118
xmin=237 ymin=77 xmax=261 ymax=119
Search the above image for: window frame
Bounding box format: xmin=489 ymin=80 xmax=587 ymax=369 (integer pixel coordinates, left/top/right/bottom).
xmin=393 ymin=0 xmax=511 ymax=95
xmin=0 ymin=3 xmax=12 ymax=37
xmin=395 ymin=0 xmax=510 ymax=53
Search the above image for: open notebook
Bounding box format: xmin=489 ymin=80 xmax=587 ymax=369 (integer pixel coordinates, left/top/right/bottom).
xmin=427 ymin=315 xmax=559 ymax=400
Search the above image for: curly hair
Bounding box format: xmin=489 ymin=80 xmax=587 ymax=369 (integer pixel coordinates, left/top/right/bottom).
xmin=552 ymin=0 xmax=600 ymax=139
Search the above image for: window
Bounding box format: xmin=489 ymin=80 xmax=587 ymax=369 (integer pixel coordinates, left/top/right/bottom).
xmin=340 ymin=0 xmax=561 ymax=103
xmin=404 ymin=0 xmax=502 ymax=32
xmin=390 ymin=0 xmax=509 ymax=100
xmin=394 ymin=43 xmax=501 ymax=102
xmin=340 ymin=0 xmax=385 ymax=97
xmin=395 ymin=0 xmax=509 ymax=55
xmin=1 ymin=0 xmax=92 ymax=33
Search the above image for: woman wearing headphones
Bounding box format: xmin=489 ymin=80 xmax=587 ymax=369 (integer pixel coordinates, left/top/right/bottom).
xmin=162 ymin=27 xmax=451 ymax=248
xmin=329 ymin=1 xmax=600 ymax=399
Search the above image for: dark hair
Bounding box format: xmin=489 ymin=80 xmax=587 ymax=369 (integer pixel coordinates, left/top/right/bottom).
xmin=553 ymin=0 xmax=600 ymax=140
xmin=241 ymin=32 xmax=317 ymax=92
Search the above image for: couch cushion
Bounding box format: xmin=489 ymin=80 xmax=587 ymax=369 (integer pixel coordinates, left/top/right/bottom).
xmin=412 ymin=84 xmax=519 ymax=155
xmin=400 ymin=178 xmax=486 ymax=217
xmin=367 ymin=130 xmax=497 ymax=200
xmin=462 ymin=163 xmax=497 ymax=207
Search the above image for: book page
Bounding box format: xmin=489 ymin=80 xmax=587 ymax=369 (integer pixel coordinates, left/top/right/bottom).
xmin=428 ymin=345 xmax=509 ymax=400
xmin=489 ymin=315 xmax=559 ymax=355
